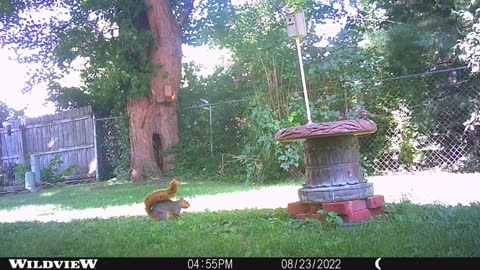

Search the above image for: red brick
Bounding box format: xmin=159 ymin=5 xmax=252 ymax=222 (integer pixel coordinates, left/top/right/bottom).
xmin=296 ymin=213 xmax=308 ymax=219
xmin=310 ymin=213 xmax=325 ymax=221
xmin=342 ymin=209 xmax=371 ymax=223
xmin=296 ymin=213 xmax=325 ymax=221
xmin=288 ymin=201 xmax=310 ymax=215
xmin=366 ymin=195 xmax=385 ymax=209
xmin=370 ymin=207 xmax=386 ymax=217
xmin=309 ymin=203 xmax=323 ymax=214
xmin=322 ymin=200 xmax=367 ymax=215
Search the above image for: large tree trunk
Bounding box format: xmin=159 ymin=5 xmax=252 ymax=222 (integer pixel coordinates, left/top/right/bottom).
xmin=128 ymin=0 xmax=192 ymax=181
xmin=146 ymin=0 xmax=182 ymax=173
xmin=127 ymin=95 xmax=163 ymax=181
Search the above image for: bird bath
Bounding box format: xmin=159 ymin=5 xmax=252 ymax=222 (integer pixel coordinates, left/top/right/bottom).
xmin=275 ymin=119 xmax=377 ymax=203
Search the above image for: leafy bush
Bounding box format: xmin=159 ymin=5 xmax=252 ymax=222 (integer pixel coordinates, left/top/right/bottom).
xmin=317 ymin=210 xmax=344 ymax=228
xmin=1 ymin=161 xmax=16 ymax=185
xmin=40 ymin=154 xmax=77 ymax=183
xmin=9 ymin=154 xmax=77 ymax=184
xmin=109 ymin=116 xmax=130 ymax=181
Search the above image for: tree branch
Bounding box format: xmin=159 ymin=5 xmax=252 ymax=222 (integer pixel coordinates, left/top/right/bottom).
xmin=177 ymin=0 xmax=194 ymax=26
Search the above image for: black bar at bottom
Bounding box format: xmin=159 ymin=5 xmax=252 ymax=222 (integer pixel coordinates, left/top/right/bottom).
xmin=1 ymin=257 xmax=479 ymax=270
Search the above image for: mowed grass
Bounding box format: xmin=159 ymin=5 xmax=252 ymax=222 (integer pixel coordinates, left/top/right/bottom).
xmin=0 ymin=179 xmax=274 ymax=211
xmin=1 ymin=180 xmax=479 ymax=257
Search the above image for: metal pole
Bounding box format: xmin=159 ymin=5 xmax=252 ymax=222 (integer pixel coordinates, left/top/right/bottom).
xmin=92 ymin=114 xmax=99 ymax=181
xmin=209 ymin=105 xmax=213 ymax=158
xmin=296 ymin=38 xmax=313 ymax=124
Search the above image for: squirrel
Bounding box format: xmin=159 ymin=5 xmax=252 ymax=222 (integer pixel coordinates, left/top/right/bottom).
xmin=144 ymin=179 xmax=190 ymax=221
xmin=149 ymin=198 xmax=190 ymax=221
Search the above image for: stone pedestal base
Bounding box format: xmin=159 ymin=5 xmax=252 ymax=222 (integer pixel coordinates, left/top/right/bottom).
xmin=276 ymin=120 xmax=382 ymax=224
xmin=288 ymin=195 xmax=385 ymax=224
xmin=298 ymin=182 xmax=374 ymax=203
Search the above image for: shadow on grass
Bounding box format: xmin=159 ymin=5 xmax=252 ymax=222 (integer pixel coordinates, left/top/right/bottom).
xmin=0 ymin=180 xmax=285 ymax=211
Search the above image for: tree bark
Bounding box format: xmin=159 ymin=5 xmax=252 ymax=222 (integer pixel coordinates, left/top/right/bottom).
xmin=146 ymin=0 xmax=182 ymax=173
xmin=128 ymin=0 xmax=192 ymax=181
xmin=127 ymin=95 xmax=163 ymax=181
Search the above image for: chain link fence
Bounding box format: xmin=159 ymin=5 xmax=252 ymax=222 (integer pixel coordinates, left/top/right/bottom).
xmin=359 ymin=66 xmax=480 ymax=174
xmin=94 ymin=67 xmax=479 ymax=179
xmin=93 ymin=101 xmax=248 ymax=179
xmin=176 ymin=99 xmax=248 ymax=174
xmin=179 ymin=67 xmax=480 ymax=177
xmin=94 ymin=116 xmax=129 ymax=180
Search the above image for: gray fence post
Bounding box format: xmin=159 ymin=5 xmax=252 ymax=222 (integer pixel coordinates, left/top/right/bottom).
xmin=30 ymin=153 xmax=41 ymax=185
xmin=92 ymin=115 xmax=99 ymax=181
xmin=25 ymin=171 xmax=36 ymax=191
xmin=17 ymin=123 xmax=26 ymax=165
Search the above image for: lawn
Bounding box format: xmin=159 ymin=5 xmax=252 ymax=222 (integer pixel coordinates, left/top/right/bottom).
xmin=0 ymin=179 xmax=479 ymax=257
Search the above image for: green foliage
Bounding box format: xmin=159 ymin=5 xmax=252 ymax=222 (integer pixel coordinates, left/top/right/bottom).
xmin=13 ymin=164 xmax=30 ymax=185
xmin=317 ymin=209 xmax=344 ymax=228
xmin=243 ymin=102 xmax=281 ymax=181
xmin=187 ymin=0 xmax=341 ymax=181
xmin=0 ymin=101 xmax=24 ymax=123
xmin=175 ymin=0 xmax=480 ymax=178
xmin=0 ymin=162 xmax=15 ymax=185
xmin=46 ymin=83 xmax=91 ymax=112
xmin=397 ymin=121 xmax=420 ymax=168
xmin=10 ymin=154 xmax=31 ymax=185
xmin=94 ymin=115 xmax=130 ymax=181
xmin=40 ymin=154 xmax=77 ymax=184
xmin=52 ymin=0 xmax=155 ymax=115
xmin=0 ymin=0 xmax=168 ymax=119
xmin=453 ymin=1 xmax=480 ymax=72
xmin=359 ymin=0 xmax=461 ymax=75
xmin=175 ymin=62 xmax=249 ymax=177
xmin=459 ymin=99 xmax=480 ymax=172
xmin=110 ymin=116 xmax=130 ymax=181
xmin=11 ymin=154 xmax=77 ymax=184
xmin=4 ymin=0 xmax=480 ymax=180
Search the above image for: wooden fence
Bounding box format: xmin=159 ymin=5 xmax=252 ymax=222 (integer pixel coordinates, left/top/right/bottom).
xmin=0 ymin=106 xmax=96 ymax=180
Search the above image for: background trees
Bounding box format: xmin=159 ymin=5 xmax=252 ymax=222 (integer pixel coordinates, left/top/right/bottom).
xmin=177 ymin=0 xmax=480 ymax=180
xmin=1 ymin=0 xmax=195 ymax=181
xmin=0 ymin=101 xmax=24 ymax=124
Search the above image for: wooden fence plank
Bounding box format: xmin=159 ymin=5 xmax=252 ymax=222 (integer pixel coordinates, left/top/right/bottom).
xmin=0 ymin=106 xmax=96 ymax=180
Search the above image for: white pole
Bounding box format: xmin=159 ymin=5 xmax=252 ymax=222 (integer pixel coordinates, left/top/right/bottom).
xmin=209 ymin=104 xmax=213 ymax=158
xmin=92 ymin=114 xmax=99 ymax=181
xmin=295 ymin=38 xmax=312 ymax=124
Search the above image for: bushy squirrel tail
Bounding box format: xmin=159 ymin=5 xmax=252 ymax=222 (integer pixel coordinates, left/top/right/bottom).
xmin=144 ymin=179 xmax=179 ymax=215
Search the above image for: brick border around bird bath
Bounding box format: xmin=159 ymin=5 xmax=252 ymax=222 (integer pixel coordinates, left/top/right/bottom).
xmin=275 ymin=119 xmax=377 ymax=203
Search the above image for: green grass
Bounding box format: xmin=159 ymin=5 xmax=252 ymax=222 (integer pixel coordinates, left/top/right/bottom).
xmin=1 ymin=180 xmax=479 ymax=257
xmin=0 ymin=179 xmax=286 ymax=211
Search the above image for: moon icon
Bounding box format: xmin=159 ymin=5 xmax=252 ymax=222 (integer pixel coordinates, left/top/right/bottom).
xmin=375 ymin=258 xmax=382 ymax=270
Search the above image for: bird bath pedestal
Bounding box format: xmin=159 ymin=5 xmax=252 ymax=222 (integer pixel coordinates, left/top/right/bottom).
xmin=276 ymin=119 xmax=385 ymax=223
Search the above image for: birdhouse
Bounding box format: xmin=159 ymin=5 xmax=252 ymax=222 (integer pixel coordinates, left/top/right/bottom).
xmin=286 ymin=11 xmax=307 ymax=40
xmin=157 ymin=85 xmax=175 ymax=103
xmin=164 ymin=85 xmax=175 ymax=102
